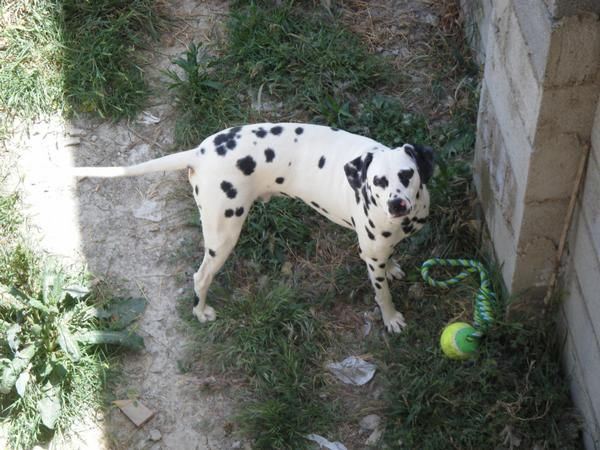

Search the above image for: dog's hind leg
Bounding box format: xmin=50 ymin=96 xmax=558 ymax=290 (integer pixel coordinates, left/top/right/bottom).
xmin=191 ymin=202 xmax=250 ymax=323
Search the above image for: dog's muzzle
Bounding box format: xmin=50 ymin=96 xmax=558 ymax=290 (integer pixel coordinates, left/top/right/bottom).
xmin=388 ymin=198 xmax=410 ymax=217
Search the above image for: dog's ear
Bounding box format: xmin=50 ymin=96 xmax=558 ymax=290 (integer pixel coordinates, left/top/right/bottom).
xmin=405 ymin=144 xmax=434 ymax=184
xmin=344 ymin=152 xmax=373 ymax=190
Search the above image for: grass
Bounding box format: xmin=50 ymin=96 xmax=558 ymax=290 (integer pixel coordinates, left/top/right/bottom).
xmin=0 ymin=0 xmax=163 ymax=121
xmin=182 ymin=283 xmax=334 ymax=449
xmin=170 ymin=1 xmax=582 ymax=449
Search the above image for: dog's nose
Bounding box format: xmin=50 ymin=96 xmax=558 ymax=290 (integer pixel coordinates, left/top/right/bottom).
xmin=388 ymin=198 xmax=409 ymax=217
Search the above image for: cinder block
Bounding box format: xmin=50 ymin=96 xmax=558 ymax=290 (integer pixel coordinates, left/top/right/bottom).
xmin=559 ymin=304 xmax=600 ymax=447
xmin=512 ymin=234 xmax=557 ymax=291
xmin=547 ymin=0 xmax=600 ymax=18
xmin=545 ymin=14 xmax=600 ymax=87
xmin=580 ymin=151 xmax=600 ymax=256
xmin=482 ymin=46 xmax=534 ymax=180
xmin=520 ymin=197 xmax=569 ymax=245
xmin=568 ymin=209 xmax=600 ymax=336
xmin=538 ymin=83 xmax=600 ymax=136
xmin=504 ymin=4 xmax=544 ymax=136
xmin=561 ymin=269 xmax=600 ymax=425
xmin=528 ymin=130 xmax=583 ymax=200
xmin=489 ymin=204 xmax=518 ymax=288
xmin=513 ymin=0 xmax=553 ymax=83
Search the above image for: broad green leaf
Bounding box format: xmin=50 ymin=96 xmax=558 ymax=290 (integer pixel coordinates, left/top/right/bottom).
xmin=15 ymin=370 xmax=30 ymax=397
xmin=91 ymin=297 xmax=147 ymax=329
xmin=75 ymin=330 xmax=144 ymax=351
xmin=57 ymin=323 xmax=81 ymax=362
xmin=38 ymin=382 xmax=61 ymax=430
xmin=0 ymin=345 xmax=36 ymax=394
xmin=0 ymin=284 xmax=24 ymax=310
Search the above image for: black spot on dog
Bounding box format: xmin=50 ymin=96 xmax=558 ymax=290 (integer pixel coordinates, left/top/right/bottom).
xmin=331 ymin=127 xmax=339 ymax=131
xmin=398 ymin=169 xmax=415 ymax=188
xmin=412 ymin=217 xmax=427 ymax=224
xmin=295 ymin=127 xmax=303 ymax=135
xmin=365 ymin=226 xmax=375 ymax=241
xmin=270 ymin=125 xmax=283 ymax=135
xmin=368 ymin=263 xmax=374 ymax=271
xmin=402 ymin=223 xmax=415 ymax=234
xmin=373 ymin=175 xmax=388 ymax=188
xmin=354 ymin=191 xmax=360 ymax=204
xmin=265 ymin=148 xmax=275 ymax=162
xmin=200 ymin=148 xmax=205 ymax=154
xmin=361 ymin=185 xmax=370 ymax=207
xmin=193 ymin=295 xmax=199 ymax=306
xmin=252 ymin=127 xmax=267 ymax=138
xmin=208 ymin=249 xmax=216 ymax=257
xmin=225 ymin=209 xmax=234 ymax=218
xmin=363 ymin=205 xmax=369 ymax=217
xmin=379 ymin=263 xmax=386 ymax=269
xmin=372 ymin=257 xmax=378 ymax=262
xmin=275 ymin=177 xmax=285 ymax=184
xmin=220 ymin=181 xmax=237 ymax=199
xmin=382 ymin=231 xmax=392 ymax=238
xmin=322 ymin=208 xmax=329 ymax=214
xmin=311 ymin=201 xmax=321 ymax=209
xmin=318 ymin=156 xmax=326 ymax=169
xmin=370 ymin=195 xmax=377 ymax=206
xmin=235 ymin=207 xmax=244 ymax=217
xmin=351 ymin=216 xmax=356 ymax=227
xmin=195 ymin=185 xmax=199 ymax=196
xmin=368 ymin=219 xmax=375 ymax=229
xmin=237 ymin=156 xmax=257 ymax=175
xmin=376 ymin=277 xmax=385 ymax=282
xmin=214 ymin=127 xmax=241 ymax=155
xmin=374 ymin=282 xmax=382 ymax=290
xmin=416 ymin=191 xmax=420 ymax=200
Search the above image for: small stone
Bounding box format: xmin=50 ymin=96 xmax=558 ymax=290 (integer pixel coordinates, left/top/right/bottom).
xmin=64 ymin=136 xmax=81 ymax=147
xmin=91 ymin=135 xmax=98 ymax=142
xmin=408 ymin=283 xmax=425 ymax=300
xmin=149 ymin=429 xmax=162 ymax=442
xmin=366 ymin=428 xmax=384 ymax=447
xmin=231 ymin=441 xmax=242 ymax=449
xmin=359 ymin=414 xmax=381 ymax=433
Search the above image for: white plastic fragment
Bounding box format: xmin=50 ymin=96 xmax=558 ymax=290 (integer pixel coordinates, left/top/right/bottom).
xmin=306 ymin=433 xmax=348 ymax=450
xmin=137 ymin=111 xmax=161 ymax=125
xmin=326 ymin=356 xmax=376 ymax=386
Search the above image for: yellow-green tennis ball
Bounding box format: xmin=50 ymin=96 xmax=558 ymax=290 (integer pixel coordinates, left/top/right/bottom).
xmin=440 ymin=322 xmax=479 ymax=360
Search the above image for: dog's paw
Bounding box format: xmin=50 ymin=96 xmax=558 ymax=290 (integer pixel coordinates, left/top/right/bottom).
xmin=383 ymin=310 xmax=407 ymax=334
xmin=193 ymin=305 xmax=217 ymax=323
xmin=386 ymin=260 xmax=406 ymax=281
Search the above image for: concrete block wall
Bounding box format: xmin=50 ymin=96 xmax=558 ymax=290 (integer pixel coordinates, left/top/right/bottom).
xmin=462 ymin=0 xmax=600 ymax=447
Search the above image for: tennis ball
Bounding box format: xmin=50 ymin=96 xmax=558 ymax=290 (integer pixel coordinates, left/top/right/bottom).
xmin=440 ymin=322 xmax=478 ymax=360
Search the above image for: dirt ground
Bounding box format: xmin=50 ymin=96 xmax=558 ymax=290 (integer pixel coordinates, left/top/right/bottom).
xmin=3 ymin=1 xmax=458 ymax=449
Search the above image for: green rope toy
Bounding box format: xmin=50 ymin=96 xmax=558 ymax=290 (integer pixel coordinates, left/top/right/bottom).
xmin=420 ymin=258 xmax=496 ymax=359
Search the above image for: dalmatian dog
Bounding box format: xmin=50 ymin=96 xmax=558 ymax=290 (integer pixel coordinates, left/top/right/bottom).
xmin=71 ymin=123 xmax=434 ymax=333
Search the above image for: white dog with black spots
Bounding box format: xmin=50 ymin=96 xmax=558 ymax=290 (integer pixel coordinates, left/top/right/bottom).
xmin=71 ymin=123 xmax=434 ymax=333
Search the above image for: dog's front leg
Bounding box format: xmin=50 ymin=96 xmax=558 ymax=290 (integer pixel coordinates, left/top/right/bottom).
xmin=362 ymin=255 xmax=407 ymax=333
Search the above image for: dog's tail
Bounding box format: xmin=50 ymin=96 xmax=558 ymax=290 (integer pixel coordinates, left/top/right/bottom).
xmin=67 ymin=149 xmax=197 ymax=178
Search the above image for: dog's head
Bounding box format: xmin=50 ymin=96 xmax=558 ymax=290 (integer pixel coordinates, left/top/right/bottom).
xmin=343 ymin=144 xmax=434 ymax=219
